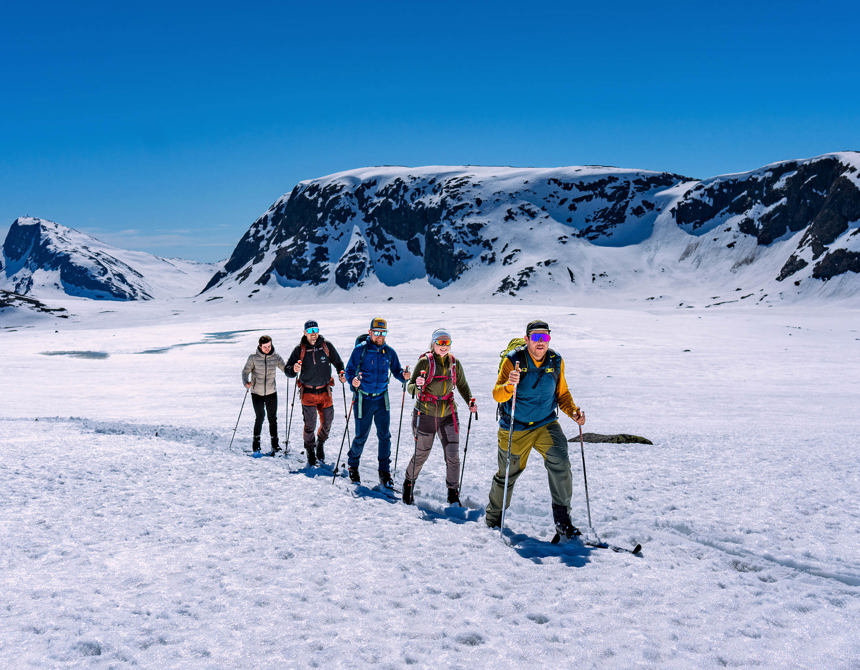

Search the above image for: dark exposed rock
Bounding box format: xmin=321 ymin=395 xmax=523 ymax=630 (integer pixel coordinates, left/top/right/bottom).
xmin=335 ymin=236 xmax=369 ymax=289
xmin=570 ymin=432 xmax=653 ymax=445
xmin=0 ymin=289 xmax=70 ymax=318
xmin=812 ymin=249 xmax=860 ymax=280
xmin=777 ymin=255 xmax=809 ymax=282
xmin=795 ymin=176 xmax=860 ymax=259
xmin=495 ymin=266 xmax=535 ymax=296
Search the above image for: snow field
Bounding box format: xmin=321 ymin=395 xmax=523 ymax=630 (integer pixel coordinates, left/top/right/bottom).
xmin=1 ymin=300 xmax=858 ymax=668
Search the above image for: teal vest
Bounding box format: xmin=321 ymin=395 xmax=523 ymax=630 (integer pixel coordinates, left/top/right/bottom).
xmin=498 ymin=348 xmax=561 ymax=431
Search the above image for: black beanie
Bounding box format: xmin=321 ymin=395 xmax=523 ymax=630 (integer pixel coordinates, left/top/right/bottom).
xmin=526 ymin=320 xmax=550 ymax=334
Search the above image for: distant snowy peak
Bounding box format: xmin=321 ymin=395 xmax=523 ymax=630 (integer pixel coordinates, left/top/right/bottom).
xmin=0 ymin=217 xmax=217 ymax=301
xmin=202 ymin=153 xmax=860 ymax=301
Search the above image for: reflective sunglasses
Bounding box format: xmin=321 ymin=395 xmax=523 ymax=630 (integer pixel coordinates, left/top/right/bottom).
xmin=306 ymin=327 xmax=320 ymax=334
xmin=371 ymin=329 xmax=388 ymax=337
xmin=529 ymin=332 xmax=551 ymax=343
xmin=434 ymin=337 xmax=451 ymax=346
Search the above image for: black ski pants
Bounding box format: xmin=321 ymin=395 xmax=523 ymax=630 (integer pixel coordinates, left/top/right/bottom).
xmin=251 ymin=392 xmax=278 ymax=440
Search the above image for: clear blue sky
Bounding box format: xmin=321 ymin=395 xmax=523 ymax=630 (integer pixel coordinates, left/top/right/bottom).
xmin=2 ymin=0 xmax=858 ymax=262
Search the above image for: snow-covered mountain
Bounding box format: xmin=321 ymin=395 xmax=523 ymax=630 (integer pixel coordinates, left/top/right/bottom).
xmin=201 ymin=153 xmax=860 ymax=304
xmin=0 ymin=217 xmax=218 ymax=301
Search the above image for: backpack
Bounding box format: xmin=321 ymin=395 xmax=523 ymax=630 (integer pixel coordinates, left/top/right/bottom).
xmin=416 ymin=350 xmax=459 ymax=417
xmin=421 ymin=351 xmax=457 ymax=390
xmin=299 ymin=337 xmax=331 ymax=361
xmin=295 ymin=336 xmax=333 ymax=392
xmin=498 ymin=338 xmax=526 ymax=373
xmin=354 ymin=333 xmax=391 ymax=373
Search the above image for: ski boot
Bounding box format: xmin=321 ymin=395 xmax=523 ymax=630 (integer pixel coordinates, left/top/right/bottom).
xmin=402 ymin=479 xmax=415 ymax=505
xmin=305 ymin=441 xmax=317 ymax=466
xmin=270 ymin=438 xmax=282 ymax=456
xmin=552 ymin=503 xmax=581 ymax=541
xmin=378 ymin=470 xmax=394 ymax=489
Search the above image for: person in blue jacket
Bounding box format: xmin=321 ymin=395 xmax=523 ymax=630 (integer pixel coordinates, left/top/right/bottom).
xmin=344 ymin=317 xmax=410 ymax=487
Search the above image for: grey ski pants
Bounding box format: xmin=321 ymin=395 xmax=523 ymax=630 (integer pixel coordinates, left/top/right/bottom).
xmin=302 ymin=403 xmax=334 ymax=449
xmin=405 ymin=410 xmax=460 ymax=489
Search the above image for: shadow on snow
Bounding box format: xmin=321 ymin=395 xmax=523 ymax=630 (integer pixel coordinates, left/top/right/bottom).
xmin=503 ymin=528 xmax=592 ymax=568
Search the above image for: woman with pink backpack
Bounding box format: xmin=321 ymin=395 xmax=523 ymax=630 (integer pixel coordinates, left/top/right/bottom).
xmin=403 ymin=328 xmax=477 ymax=506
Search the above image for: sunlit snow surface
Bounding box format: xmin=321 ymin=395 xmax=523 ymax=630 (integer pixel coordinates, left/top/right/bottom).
xmin=1 ymin=300 xmax=858 ymax=668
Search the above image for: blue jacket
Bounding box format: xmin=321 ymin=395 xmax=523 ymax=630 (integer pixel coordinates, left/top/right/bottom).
xmin=345 ymin=340 xmax=407 ymax=395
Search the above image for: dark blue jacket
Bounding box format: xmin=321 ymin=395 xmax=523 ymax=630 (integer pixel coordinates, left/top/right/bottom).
xmin=345 ymin=340 xmax=407 ymax=395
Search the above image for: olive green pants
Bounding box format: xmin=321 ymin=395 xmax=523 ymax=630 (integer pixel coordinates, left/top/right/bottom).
xmin=485 ymin=421 xmax=572 ymax=526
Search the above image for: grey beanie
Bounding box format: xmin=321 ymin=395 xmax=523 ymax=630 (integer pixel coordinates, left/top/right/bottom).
xmin=430 ymin=328 xmax=452 ymax=348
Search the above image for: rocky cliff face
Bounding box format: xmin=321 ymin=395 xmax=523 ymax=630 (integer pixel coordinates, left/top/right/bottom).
xmin=202 ymin=165 xmax=690 ymax=295
xmin=672 ymin=155 xmax=860 ymax=283
xmin=201 ymin=153 xmax=860 ymax=301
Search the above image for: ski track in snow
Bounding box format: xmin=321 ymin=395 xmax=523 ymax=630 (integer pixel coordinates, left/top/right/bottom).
xmin=1 ymin=301 xmax=859 ymax=668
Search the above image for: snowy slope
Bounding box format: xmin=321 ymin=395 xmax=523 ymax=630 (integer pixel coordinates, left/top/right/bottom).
xmin=0 ymin=217 xmax=219 ymax=301
xmin=1 ymin=300 xmax=858 ymax=667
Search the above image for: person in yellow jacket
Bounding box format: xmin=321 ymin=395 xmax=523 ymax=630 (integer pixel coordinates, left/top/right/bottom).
xmin=485 ymin=320 xmax=586 ymax=538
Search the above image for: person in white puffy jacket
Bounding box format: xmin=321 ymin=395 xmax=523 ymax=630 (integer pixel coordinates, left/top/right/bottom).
xmin=242 ymin=335 xmax=287 ymax=454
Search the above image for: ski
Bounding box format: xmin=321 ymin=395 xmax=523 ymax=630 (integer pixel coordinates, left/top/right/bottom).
xmin=245 ymin=450 xmax=276 ymax=458
xmin=551 ymin=532 xmax=642 ymax=555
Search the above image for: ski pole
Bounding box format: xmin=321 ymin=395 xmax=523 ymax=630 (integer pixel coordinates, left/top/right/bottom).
xmin=499 ymin=362 xmax=520 ymax=536
xmin=332 ymin=394 xmax=355 ymax=484
xmin=392 ymin=381 xmax=407 ymax=477
xmin=457 ymin=400 xmax=477 ymax=493
xmin=341 ymin=380 xmax=351 ymax=447
xmin=406 ymin=370 xmax=427 ymax=483
xmin=229 ymin=387 xmax=250 ymax=450
xmin=285 ymin=378 xmax=298 ymax=456
xmin=578 ymin=420 xmax=593 ymax=531
xmin=284 ymin=372 xmax=299 ymax=458
xmin=404 ymin=371 xmax=426 ymax=486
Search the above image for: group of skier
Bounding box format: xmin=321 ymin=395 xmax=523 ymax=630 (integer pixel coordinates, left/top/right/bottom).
xmin=240 ymin=317 xmax=587 ymax=539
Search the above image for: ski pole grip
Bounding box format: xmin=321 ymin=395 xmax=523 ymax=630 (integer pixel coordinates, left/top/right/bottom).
xmin=411 ymin=370 xmax=425 ymax=398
